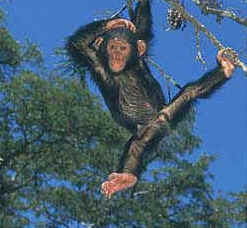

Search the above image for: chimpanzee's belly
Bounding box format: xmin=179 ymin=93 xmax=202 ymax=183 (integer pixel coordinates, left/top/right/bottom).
xmin=118 ymin=85 xmax=155 ymax=124
xmin=101 ymin=72 xmax=161 ymax=133
xmin=111 ymin=77 xmax=158 ymax=132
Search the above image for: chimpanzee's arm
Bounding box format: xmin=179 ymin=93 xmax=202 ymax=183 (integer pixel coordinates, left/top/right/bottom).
xmin=66 ymin=19 xmax=112 ymax=79
xmin=132 ymin=0 xmax=153 ymax=42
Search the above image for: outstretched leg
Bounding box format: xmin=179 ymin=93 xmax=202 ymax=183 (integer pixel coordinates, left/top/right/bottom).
xmin=101 ymin=127 xmax=164 ymax=198
xmin=101 ymin=136 xmax=140 ymax=198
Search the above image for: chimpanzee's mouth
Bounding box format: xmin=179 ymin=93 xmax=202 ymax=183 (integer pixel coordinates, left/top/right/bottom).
xmin=109 ymin=59 xmax=126 ymax=73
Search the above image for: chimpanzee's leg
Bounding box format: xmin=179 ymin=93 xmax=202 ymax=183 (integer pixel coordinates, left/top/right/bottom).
xmin=117 ymin=136 xmax=138 ymax=175
xmin=101 ymin=121 xmax=167 ymax=199
xmin=120 ymin=118 xmax=169 ymax=176
xmin=119 ymin=127 xmax=165 ymax=177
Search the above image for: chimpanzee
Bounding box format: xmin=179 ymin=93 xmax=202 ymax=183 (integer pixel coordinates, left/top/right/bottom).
xmin=66 ymin=0 xmax=235 ymax=198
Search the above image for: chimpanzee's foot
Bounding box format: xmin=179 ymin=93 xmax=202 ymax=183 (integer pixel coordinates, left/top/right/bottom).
xmin=101 ymin=172 xmax=137 ymax=199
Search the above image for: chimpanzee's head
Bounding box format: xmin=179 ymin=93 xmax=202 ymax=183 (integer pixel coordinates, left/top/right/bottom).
xmin=94 ymin=28 xmax=146 ymax=73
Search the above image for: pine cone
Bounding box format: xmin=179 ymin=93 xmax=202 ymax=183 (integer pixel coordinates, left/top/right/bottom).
xmin=221 ymin=48 xmax=239 ymax=65
xmin=167 ymin=7 xmax=184 ymax=30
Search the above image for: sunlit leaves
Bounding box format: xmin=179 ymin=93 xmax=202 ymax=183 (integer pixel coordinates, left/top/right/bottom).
xmin=0 ymin=27 xmax=21 ymax=66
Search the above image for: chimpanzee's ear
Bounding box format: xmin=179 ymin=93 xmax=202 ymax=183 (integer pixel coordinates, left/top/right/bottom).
xmin=137 ymin=40 xmax=147 ymax=57
xmin=93 ymin=37 xmax=104 ymax=50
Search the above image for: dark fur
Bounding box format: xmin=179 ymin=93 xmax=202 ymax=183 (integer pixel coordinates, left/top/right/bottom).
xmin=66 ymin=0 xmax=164 ymax=135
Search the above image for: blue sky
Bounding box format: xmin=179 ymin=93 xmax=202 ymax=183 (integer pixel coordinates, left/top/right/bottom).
xmin=1 ymin=0 xmax=246 ymax=194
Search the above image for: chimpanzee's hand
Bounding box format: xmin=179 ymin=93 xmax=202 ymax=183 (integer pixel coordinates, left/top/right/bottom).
xmin=217 ymin=48 xmax=237 ymax=78
xmin=106 ymin=19 xmax=136 ymax=33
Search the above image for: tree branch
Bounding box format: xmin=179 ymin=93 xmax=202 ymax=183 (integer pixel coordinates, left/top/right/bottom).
xmin=111 ymin=5 xmax=127 ymax=18
xmin=191 ymin=0 xmax=247 ymax=27
xmin=163 ymin=0 xmax=247 ymax=74
xmin=194 ymin=27 xmax=206 ymax=67
xmin=145 ymin=56 xmax=182 ymax=89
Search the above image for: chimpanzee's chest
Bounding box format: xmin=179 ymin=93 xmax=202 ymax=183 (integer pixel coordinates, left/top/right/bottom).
xmin=103 ymin=72 xmax=159 ymax=131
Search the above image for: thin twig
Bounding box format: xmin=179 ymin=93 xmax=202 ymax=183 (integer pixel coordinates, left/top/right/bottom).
xmin=133 ymin=190 xmax=149 ymax=196
xmin=195 ymin=27 xmax=206 ymax=67
xmin=111 ymin=1 xmax=134 ymax=19
xmin=111 ymin=5 xmax=127 ymax=18
xmin=191 ymin=0 xmax=247 ymax=27
xmin=146 ymin=56 xmax=182 ymax=89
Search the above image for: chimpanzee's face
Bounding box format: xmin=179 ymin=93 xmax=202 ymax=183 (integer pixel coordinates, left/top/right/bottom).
xmin=107 ymin=37 xmax=131 ymax=73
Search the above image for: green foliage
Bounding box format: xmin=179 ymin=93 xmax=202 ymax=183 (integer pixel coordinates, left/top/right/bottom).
xmin=0 ymin=9 xmax=5 ymax=23
xmin=0 ymin=25 xmax=43 ymax=81
xmin=0 ymin=27 xmax=21 ymax=66
xmin=21 ymin=39 xmax=43 ymax=66
xmin=0 ymin=70 xmax=130 ymax=227
xmin=1 ymin=70 xmax=246 ymax=228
